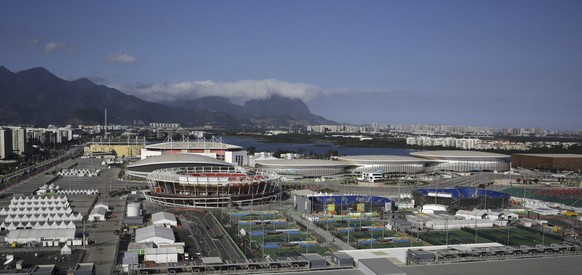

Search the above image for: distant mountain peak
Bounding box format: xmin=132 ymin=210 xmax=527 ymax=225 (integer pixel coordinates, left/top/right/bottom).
xmin=16 ymin=66 xmax=58 ymax=78
xmin=0 ymin=66 xmax=334 ymax=128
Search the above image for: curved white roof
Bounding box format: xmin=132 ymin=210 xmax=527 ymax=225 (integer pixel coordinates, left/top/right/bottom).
xmin=255 ymin=159 xmax=348 ymax=168
xmin=410 ymin=150 xmax=510 ymax=160
xmin=336 ymin=155 xmax=428 ymax=164
xmin=128 ymin=154 xmax=232 ymax=168
xmin=146 ymin=141 xmax=241 ymax=150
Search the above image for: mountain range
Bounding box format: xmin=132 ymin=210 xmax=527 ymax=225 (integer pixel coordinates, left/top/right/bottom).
xmin=0 ymin=66 xmax=334 ymax=128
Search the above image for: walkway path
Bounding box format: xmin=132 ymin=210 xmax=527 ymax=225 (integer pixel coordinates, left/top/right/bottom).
xmin=287 ymin=211 xmax=355 ymax=251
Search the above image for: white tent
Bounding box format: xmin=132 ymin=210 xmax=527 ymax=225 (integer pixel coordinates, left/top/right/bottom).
xmin=24 ymin=222 xmax=33 ymax=229
xmin=94 ymin=204 xmax=110 ymax=211
xmin=89 ymin=207 xmax=107 ymax=221
xmin=66 ymin=221 xmax=76 ymax=229
xmin=61 ymin=244 xmax=72 ymax=255
xmin=58 ymin=222 xmax=68 ymax=229
xmin=42 ymin=222 xmax=51 ymax=229
xmin=7 ymin=223 xmax=16 ymax=231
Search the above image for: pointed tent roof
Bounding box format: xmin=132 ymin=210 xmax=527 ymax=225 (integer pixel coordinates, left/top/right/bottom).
xmin=7 ymin=223 xmax=16 ymax=231
xmin=42 ymin=222 xmax=51 ymax=229
xmin=67 ymin=221 xmax=76 ymax=229
xmin=61 ymin=244 xmax=72 ymax=255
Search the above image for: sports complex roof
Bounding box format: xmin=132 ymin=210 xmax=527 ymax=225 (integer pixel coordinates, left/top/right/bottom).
xmin=255 ymin=159 xmax=348 ymax=168
xmin=145 ymin=141 xmax=242 ymax=151
xmin=128 ymin=154 xmax=232 ymax=169
xmin=410 ymin=150 xmax=510 ymax=160
xmin=336 ymin=155 xmax=428 ymax=164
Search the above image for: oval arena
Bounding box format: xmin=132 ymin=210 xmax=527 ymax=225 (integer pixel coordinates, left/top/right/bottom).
xmin=144 ymin=166 xmax=282 ymax=208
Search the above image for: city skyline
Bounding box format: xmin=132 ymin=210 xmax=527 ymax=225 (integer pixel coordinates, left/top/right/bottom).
xmin=1 ymin=1 xmax=581 ymax=130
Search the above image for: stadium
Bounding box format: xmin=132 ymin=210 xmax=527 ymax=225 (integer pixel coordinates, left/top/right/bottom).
xmin=255 ymin=151 xmax=511 ymax=180
xmin=144 ymin=165 xmax=283 ymax=208
xmin=254 ymin=159 xmax=348 ymax=179
xmin=409 ymin=150 xmax=511 ymax=172
xmin=335 ymin=155 xmax=428 ymax=174
xmin=412 ymin=187 xmax=511 ymax=210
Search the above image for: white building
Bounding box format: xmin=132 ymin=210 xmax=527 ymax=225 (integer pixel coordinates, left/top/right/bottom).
xmin=144 ymin=247 xmax=179 ymax=263
xmin=135 ymin=225 xmax=175 ymax=245
xmin=151 ymin=211 xmax=177 ymax=228
xmin=88 ymin=207 xmax=107 ymax=221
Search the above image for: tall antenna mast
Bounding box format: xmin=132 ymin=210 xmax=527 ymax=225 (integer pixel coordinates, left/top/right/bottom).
xmin=104 ymin=108 xmax=108 ymax=136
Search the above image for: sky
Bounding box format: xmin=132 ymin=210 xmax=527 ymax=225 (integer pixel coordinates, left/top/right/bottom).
xmin=1 ymin=0 xmax=581 ymax=130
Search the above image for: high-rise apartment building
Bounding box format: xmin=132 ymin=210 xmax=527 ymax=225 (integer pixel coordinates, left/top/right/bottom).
xmin=10 ymin=127 xmax=26 ymax=155
xmin=0 ymin=128 xmax=14 ymax=159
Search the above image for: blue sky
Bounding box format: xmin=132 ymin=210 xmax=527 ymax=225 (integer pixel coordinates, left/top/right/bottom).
xmin=1 ymin=0 xmax=581 ymax=130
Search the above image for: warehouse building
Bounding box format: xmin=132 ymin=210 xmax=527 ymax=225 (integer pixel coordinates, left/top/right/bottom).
xmin=151 ymin=211 xmax=177 ymax=228
xmin=135 ymin=225 xmax=175 ymax=245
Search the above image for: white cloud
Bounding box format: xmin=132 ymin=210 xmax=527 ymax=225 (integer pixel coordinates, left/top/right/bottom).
xmin=43 ymin=41 xmax=67 ymax=53
xmin=107 ymin=53 xmax=139 ymax=64
xmin=116 ymin=79 xmax=389 ymax=103
xmin=33 ymin=40 xmax=75 ymax=54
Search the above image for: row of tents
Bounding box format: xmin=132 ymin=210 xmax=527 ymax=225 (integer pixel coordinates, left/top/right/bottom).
xmin=56 ymin=189 xmax=100 ymax=195
xmin=3 ymin=213 xmax=83 ymax=223
xmin=11 ymin=195 xmax=69 ymax=203
xmin=57 ymin=168 xmax=101 ymax=177
xmin=1 ymin=221 xmax=77 ymax=231
xmin=6 ymin=201 xmax=70 ymax=209
xmin=0 ymin=207 xmax=73 ymax=216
